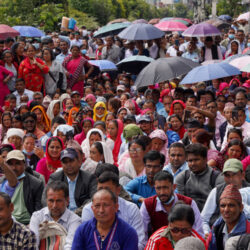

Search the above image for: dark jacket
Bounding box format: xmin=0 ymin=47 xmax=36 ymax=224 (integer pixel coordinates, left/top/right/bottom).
xmin=219 ymin=121 xmax=228 ymax=145
xmin=47 ymin=169 xmax=97 ymax=208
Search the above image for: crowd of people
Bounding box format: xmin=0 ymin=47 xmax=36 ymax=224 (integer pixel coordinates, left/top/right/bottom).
xmin=0 ymin=18 xmax=249 ymax=250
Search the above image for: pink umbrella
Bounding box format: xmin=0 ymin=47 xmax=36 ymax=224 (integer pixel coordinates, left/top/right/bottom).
xmin=229 ymin=56 xmax=250 ymax=70
xmin=237 ymin=12 xmax=250 ymax=21
xmin=155 ymin=21 xmax=187 ymax=32
xmin=0 ymin=24 xmax=20 ymax=39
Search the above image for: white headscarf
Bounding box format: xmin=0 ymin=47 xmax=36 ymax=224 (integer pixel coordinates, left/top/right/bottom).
xmin=53 ymin=124 xmax=74 ymax=136
xmin=7 ymin=128 xmax=25 ymax=139
xmin=81 ymin=128 xmax=105 ymax=159
xmin=99 ymin=141 xmax=114 ymax=164
xmin=46 ymin=100 xmax=62 ymax=120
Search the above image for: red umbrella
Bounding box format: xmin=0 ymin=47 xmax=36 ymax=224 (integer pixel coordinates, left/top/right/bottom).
xmin=0 ymin=24 xmax=20 ymax=39
xmin=155 ymin=21 xmax=187 ymax=32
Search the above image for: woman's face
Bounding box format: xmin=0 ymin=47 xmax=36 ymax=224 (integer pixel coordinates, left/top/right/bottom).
xmin=20 ymin=108 xmax=29 ymax=115
xmin=17 ymin=44 xmax=25 ymax=56
xmin=222 ymin=87 xmax=229 ymax=95
xmin=169 ymin=220 xmax=192 ymax=243
xmin=23 ymin=137 xmax=35 ymax=152
xmin=43 ymin=49 xmax=51 ymax=62
xmin=12 ymin=118 xmax=22 ymax=129
xmin=227 ymin=132 xmax=242 ymax=143
xmin=107 ymin=102 xmax=114 ymax=113
xmin=126 ymin=104 xmax=135 ymax=115
xmin=27 ymin=46 xmax=36 ymax=59
xmin=118 ymin=109 xmax=127 ymax=121
xmin=96 ymin=106 xmax=105 ymax=116
xmin=231 ymin=42 xmax=238 ymax=53
xmin=3 ymin=115 xmax=12 ymax=128
xmin=120 ymin=94 xmax=128 ymax=107
xmin=8 ymin=136 xmax=22 ymax=149
xmin=89 ymin=133 xmax=102 ymax=147
xmin=106 ymin=114 xmax=115 ymax=127
xmin=95 ymin=125 xmax=106 ymax=135
xmin=173 ymin=103 xmax=184 ymax=118
xmin=53 ymin=103 xmax=60 ymax=117
xmin=86 ymin=98 xmax=95 ymax=108
xmin=82 ymin=120 xmax=92 ymax=135
xmin=227 ymin=145 xmax=242 ymax=159
xmin=170 ymin=117 xmax=182 ymax=131
xmin=48 ymin=140 xmax=62 ymax=159
xmin=4 ymin=52 xmax=13 ymax=64
xmin=53 ymin=93 xmax=60 ymax=100
xmin=107 ymin=121 xmax=118 ymax=138
xmin=146 ymin=110 xmax=154 ymax=121
xmin=71 ymin=47 xmax=80 ymax=57
xmin=57 ymin=131 xmax=66 ymax=144
xmin=129 ymin=143 xmax=144 ymax=161
xmin=90 ymin=144 xmax=103 ymax=162
xmin=151 ymin=138 xmax=164 ymax=152
xmin=34 ymin=108 xmax=43 ymax=123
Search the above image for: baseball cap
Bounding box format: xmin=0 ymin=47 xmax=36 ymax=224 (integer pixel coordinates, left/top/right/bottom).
xmin=60 ymin=148 xmax=78 ymax=161
xmin=71 ymin=91 xmax=80 ymax=97
xmin=117 ymin=85 xmax=126 ymax=92
xmin=124 ymin=114 xmax=136 ymax=123
xmin=6 ymin=150 xmax=25 ymax=162
xmin=223 ymin=159 xmax=243 ymax=173
xmin=138 ymin=115 xmax=151 ymax=123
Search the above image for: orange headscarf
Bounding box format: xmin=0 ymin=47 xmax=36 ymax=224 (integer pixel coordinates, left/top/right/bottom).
xmin=31 ymin=105 xmax=51 ymax=133
xmin=67 ymin=107 xmax=79 ymax=126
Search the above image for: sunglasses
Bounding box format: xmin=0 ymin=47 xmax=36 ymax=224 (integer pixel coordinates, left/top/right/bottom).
xmin=170 ymin=227 xmax=191 ymax=234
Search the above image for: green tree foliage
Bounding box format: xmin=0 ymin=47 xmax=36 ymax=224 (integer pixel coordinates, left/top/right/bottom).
xmin=217 ymin=0 xmax=244 ymax=17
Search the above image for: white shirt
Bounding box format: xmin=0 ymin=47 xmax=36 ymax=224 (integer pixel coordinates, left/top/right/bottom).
xmin=13 ymin=89 xmax=34 ymax=106
xmin=167 ymin=46 xmax=178 ymax=57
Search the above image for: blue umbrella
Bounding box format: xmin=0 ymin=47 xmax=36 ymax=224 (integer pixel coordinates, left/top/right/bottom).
xmin=218 ymin=15 xmax=232 ymax=22
xmin=118 ymin=23 xmax=164 ymax=40
xmin=13 ymin=26 xmax=44 ymax=37
xmin=224 ymin=53 xmax=249 ymax=62
xmin=180 ymin=62 xmax=241 ymax=84
xmin=89 ymin=60 xmax=117 ymax=71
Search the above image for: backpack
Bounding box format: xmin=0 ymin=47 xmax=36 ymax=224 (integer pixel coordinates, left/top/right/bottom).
xmin=236 ymin=234 xmax=250 ymax=250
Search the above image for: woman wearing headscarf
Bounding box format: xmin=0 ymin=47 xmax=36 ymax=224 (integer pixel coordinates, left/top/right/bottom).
xmin=82 ymin=141 xmax=114 ymax=174
xmin=225 ymin=40 xmax=242 ymax=58
xmin=107 ymin=119 xmax=124 ymax=165
xmin=46 ymin=100 xmax=61 ymax=121
xmin=168 ymin=114 xmax=186 ymax=140
xmin=81 ymin=128 xmax=105 ymax=159
xmin=53 ymin=124 xmax=74 ymax=147
xmin=216 ymin=82 xmax=229 ymax=97
xmin=6 ymin=128 xmax=25 ymax=150
xmin=11 ymin=42 xmax=25 ymax=66
xmin=169 ymin=100 xmax=186 ymax=118
xmin=67 ymin=107 xmax=80 ymax=126
xmin=74 ymin=118 xmax=94 ymax=145
xmin=36 ymin=136 xmax=65 ymax=183
xmin=0 ymin=112 xmax=12 ymax=145
xmin=124 ymin=99 xmax=141 ymax=115
xmin=93 ymin=102 xmax=107 ymax=122
xmin=85 ymin=94 xmax=96 ymax=109
xmin=31 ymin=105 xmax=51 ymax=133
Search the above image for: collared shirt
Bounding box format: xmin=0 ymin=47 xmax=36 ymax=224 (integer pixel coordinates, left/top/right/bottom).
xmin=29 ymin=207 xmax=81 ymax=250
xmin=81 ymin=196 xmax=147 ymax=250
xmin=72 ymin=216 xmax=138 ymax=249
xmin=56 ymin=52 xmax=70 ymax=64
xmin=140 ymin=193 xmax=204 ymax=237
xmin=182 ymin=51 xmax=200 ymax=62
xmin=71 ymin=39 xmax=83 ymax=47
xmin=156 ymin=102 xmax=164 ymax=113
xmin=163 ymin=161 xmax=189 ymax=181
xmin=222 ymin=222 xmax=238 ymax=247
xmin=13 ymin=89 xmax=34 ymax=106
xmin=125 ymin=175 xmax=156 ymax=207
xmin=0 ymin=220 xmax=36 ymax=249
xmin=67 ymin=175 xmax=78 ymax=211
xmin=101 ymin=44 xmax=121 ymax=63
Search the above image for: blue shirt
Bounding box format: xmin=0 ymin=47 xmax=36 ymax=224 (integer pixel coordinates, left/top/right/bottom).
xmin=163 ymin=161 xmax=189 ymax=181
xmin=125 ymin=175 xmax=156 ymax=207
xmin=166 ymin=130 xmax=180 ymax=147
xmin=182 ymin=51 xmax=199 ymax=62
xmin=156 ymin=102 xmax=164 ymax=113
xmin=67 ymin=176 xmax=78 ymax=211
xmin=72 ymin=216 xmax=138 ymax=250
xmin=56 ymin=52 xmax=70 ymax=64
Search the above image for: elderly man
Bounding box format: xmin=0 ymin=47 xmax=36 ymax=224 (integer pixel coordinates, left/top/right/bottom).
xmin=0 ymin=150 xmax=44 ymax=225
xmin=72 ymin=189 xmax=138 ymax=249
xmin=82 ymin=171 xmax=146 ymax=250
xmin=101 ymin=36 xmax=121 ymax=63
xmin=206 ymin=184 xmax=250 ymax=250
xmin=0 ymin=192 xmax=36 ymax=249
xmin=30 ymin=181 xmax=81 ymax=250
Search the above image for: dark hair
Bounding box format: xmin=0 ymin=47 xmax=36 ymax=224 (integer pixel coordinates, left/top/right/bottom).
xmin=169 ymin=114 xmax=183 ymax=124
xmin=105 ymin=112 xmax=116 ymax=121
xmin=205 ymin=36 xmax=213 ymax=42
xmin=227 ymin=128 xmax=243 ymax=140
xmin=92 ymin=141 xmax=104 ymax=155
xmin=144 ymin=100 xmax=156 ymax=107
xmin=154 ymin=171 xmax=173 ymax=184
xmin=152 ymin=89 xmax=160 ymax=98
xmin=0 ymin=192 xmax=11 ymax=206
xmin=168 ymin=203 xmax=195 ymax=226
xmin=143 ymin=150 xmax=165 ymax=166
xmin=169 ymin=142 xmax=185 ymax=153
xmin=98 ymin=171 xmax=119 ymax=187
xmin=185 ymin=143 xmax=207 ymax=158
xmin=197 ymin=89 xmax=206 ymax=101
xmin=108 ymin=98 xmax=121 ymax=115
xmin=192 ymin=129 xmax=212 ymax=146
xmin=42 ymin=47 xmax=55 ymax=61
xmin=92 ymin=188 xmax=117 ymax=204
xmin=95 ymin=163 xmax=119 ymax=177
xmin=15 ymin=78 xmax=25 ymax=84
xmin=6 ymin=94 xmax=16 ymax=101
xmin=205 ymin=90 xmax=215 ymax=101
xmin=138 ymin=135 xmax=152 ymax=147
xmin=23 ymin=133 xmax=37 ymax=141
xmin=232 ymin=106 xmax=245 ymax=115
xmin=187 ymin=95 xmax=197 ymax=101
xmin=26 ymin=44 xmax=37 ymax=51
xmin=227 ymin=139 xmax=247 ymax=157
xmin=46 ymin=180 xmax=69 ymax=198
xmin=5 ymin=37 xmax=14 ymax=44
xmin=186 ymin=119 xmax=202 ymax=129
xmin=206 ymin=100 xmax=217 ymax=107
xmin=235 ymin=90 xmax=247 ymax=99
xmin=0 ymin=144 xmax=14 ymax=154
xmin=129 ymin=138 xmax=146 ymax=151
xmin=51 ymin=116 xmax=66 ymax=126
xmin=21 ymin=111 xmax=37 ymax=122
xmin=12 ymin=114 xmax=22 ymax=123
xmin=47 ymin=137 xmax=64 ymax=150
xmin=94 ymin=121 xmax=106 ymax=130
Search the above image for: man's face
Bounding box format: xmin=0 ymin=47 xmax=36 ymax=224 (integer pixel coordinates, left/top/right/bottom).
xmin=145 ymin=159 xmax=163 ymax=184
xmin=91 ymin=192 xmax=118 ymax=224
xmin=15 ymin=81 xmax=25 ymax=93
xmin=71 ymin=94 xmax=81 ymax=106
xmin=207 ymin=102 xmax=217 ymax=114
xmin=97 ymin=180 xmax=120 ymax=196
xmin=139 ymin=121 xmax=151 ymax=134
xmin=143 ymin=102 xmax=155 ymax=112
xmin=47 ymin=189 xmax=68 ymax=220
xmin=8 ymin=99 xmax=16 ymax=111
xmin=224 ymin=108 xmax=233 ymax=122
xmin=237 ymin=31 xmax=245 ymax=42
xmin=7 ymin=159 xmax=25 ymax=177
xmin=23 ymin=117 xmax=36 ymax=132
xmin=169 ymin=147 xmax=186 ymax=169
xmin=235 ymin=92 xmax=247 ymax=108
xmin=220 ymin=198 xmax=243 ymax=225
xmin=33 ymin=94 xmax=43 ymax=105
xmin=223 ymin=171 xmax=244 ymax=189
xmin=187 ymin=127 xmax=199 ymax=140
xmin=106 ymin=37 xmax=113 ymax=47
xmin=187 ymin=154 xmax=207 ymax=174
xmin=0 ymin=197 xmax=13 ymax=228
xmin=193 ymin=112 xmax=205 ymax=125
xmin=62 ymin=157 xmax=80 ymax=177
xmin=163 ymin=97 xmax=172 ymax=113
xmin=60 ymin=41 xmax=68 ymax=53
xmin=237 ymin=110 xmax=246 ymax=125
xmin=155 ymin=179 xmax=175 ymax=204
xmin=186 ymin=97 xmax=196 ymax=107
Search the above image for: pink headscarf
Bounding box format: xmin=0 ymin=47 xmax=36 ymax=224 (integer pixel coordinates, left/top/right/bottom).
xmin=124 ymin=99 xmax=142 ymax=115
xmin=216 ymin=82 xmax=229 ymax=96
xmin=141 ymin=108 xmax=151 ymax=115
xmin=160 ymin=89 xmax=170 ymax=102
xmin=85 ymin=94 xmax=96 ymax=103
xmin=229 ymin=78 xmax=241 ymax=86
xmin=74 ymin=118 xmax=94 ymax=145
xmin=242 ymin=80 xmax=250 ymax=89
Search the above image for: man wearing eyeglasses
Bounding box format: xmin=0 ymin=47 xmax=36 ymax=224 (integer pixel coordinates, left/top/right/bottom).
xmin=22 ymin=112 xmax=45 ymax=139
xmin=140 ymin=171 xmax=203 ymax=238
xmin=125 ymin=150 xmax=165 ymax=207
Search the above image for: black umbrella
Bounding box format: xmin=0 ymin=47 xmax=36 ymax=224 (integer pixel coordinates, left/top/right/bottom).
xmin=135 ymin=57 xmax=200 ymax=89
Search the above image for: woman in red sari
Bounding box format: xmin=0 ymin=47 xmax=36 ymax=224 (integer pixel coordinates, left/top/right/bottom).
xmin=62 ymin=45 xmax=94 ymax=97
xmin=18 ymin=44 xmax=49 ymax=93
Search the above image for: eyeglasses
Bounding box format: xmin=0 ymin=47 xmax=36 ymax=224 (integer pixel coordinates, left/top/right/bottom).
xmin=23 ymin=119 xmax=35 ymax=124
xmin=170 ymin=227 xmax=191 ymax=234
xmin=129 ymin=148 xmax=143 ymax=153
xmin=145 ymin=164 xmax=162 ymax=169
xmin=96 ymin=107 xmax=105 ymax=110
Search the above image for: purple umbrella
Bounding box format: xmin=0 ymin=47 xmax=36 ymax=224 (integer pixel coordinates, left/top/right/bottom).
xmin=182 ymin=22 xmax=221 ymax=37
